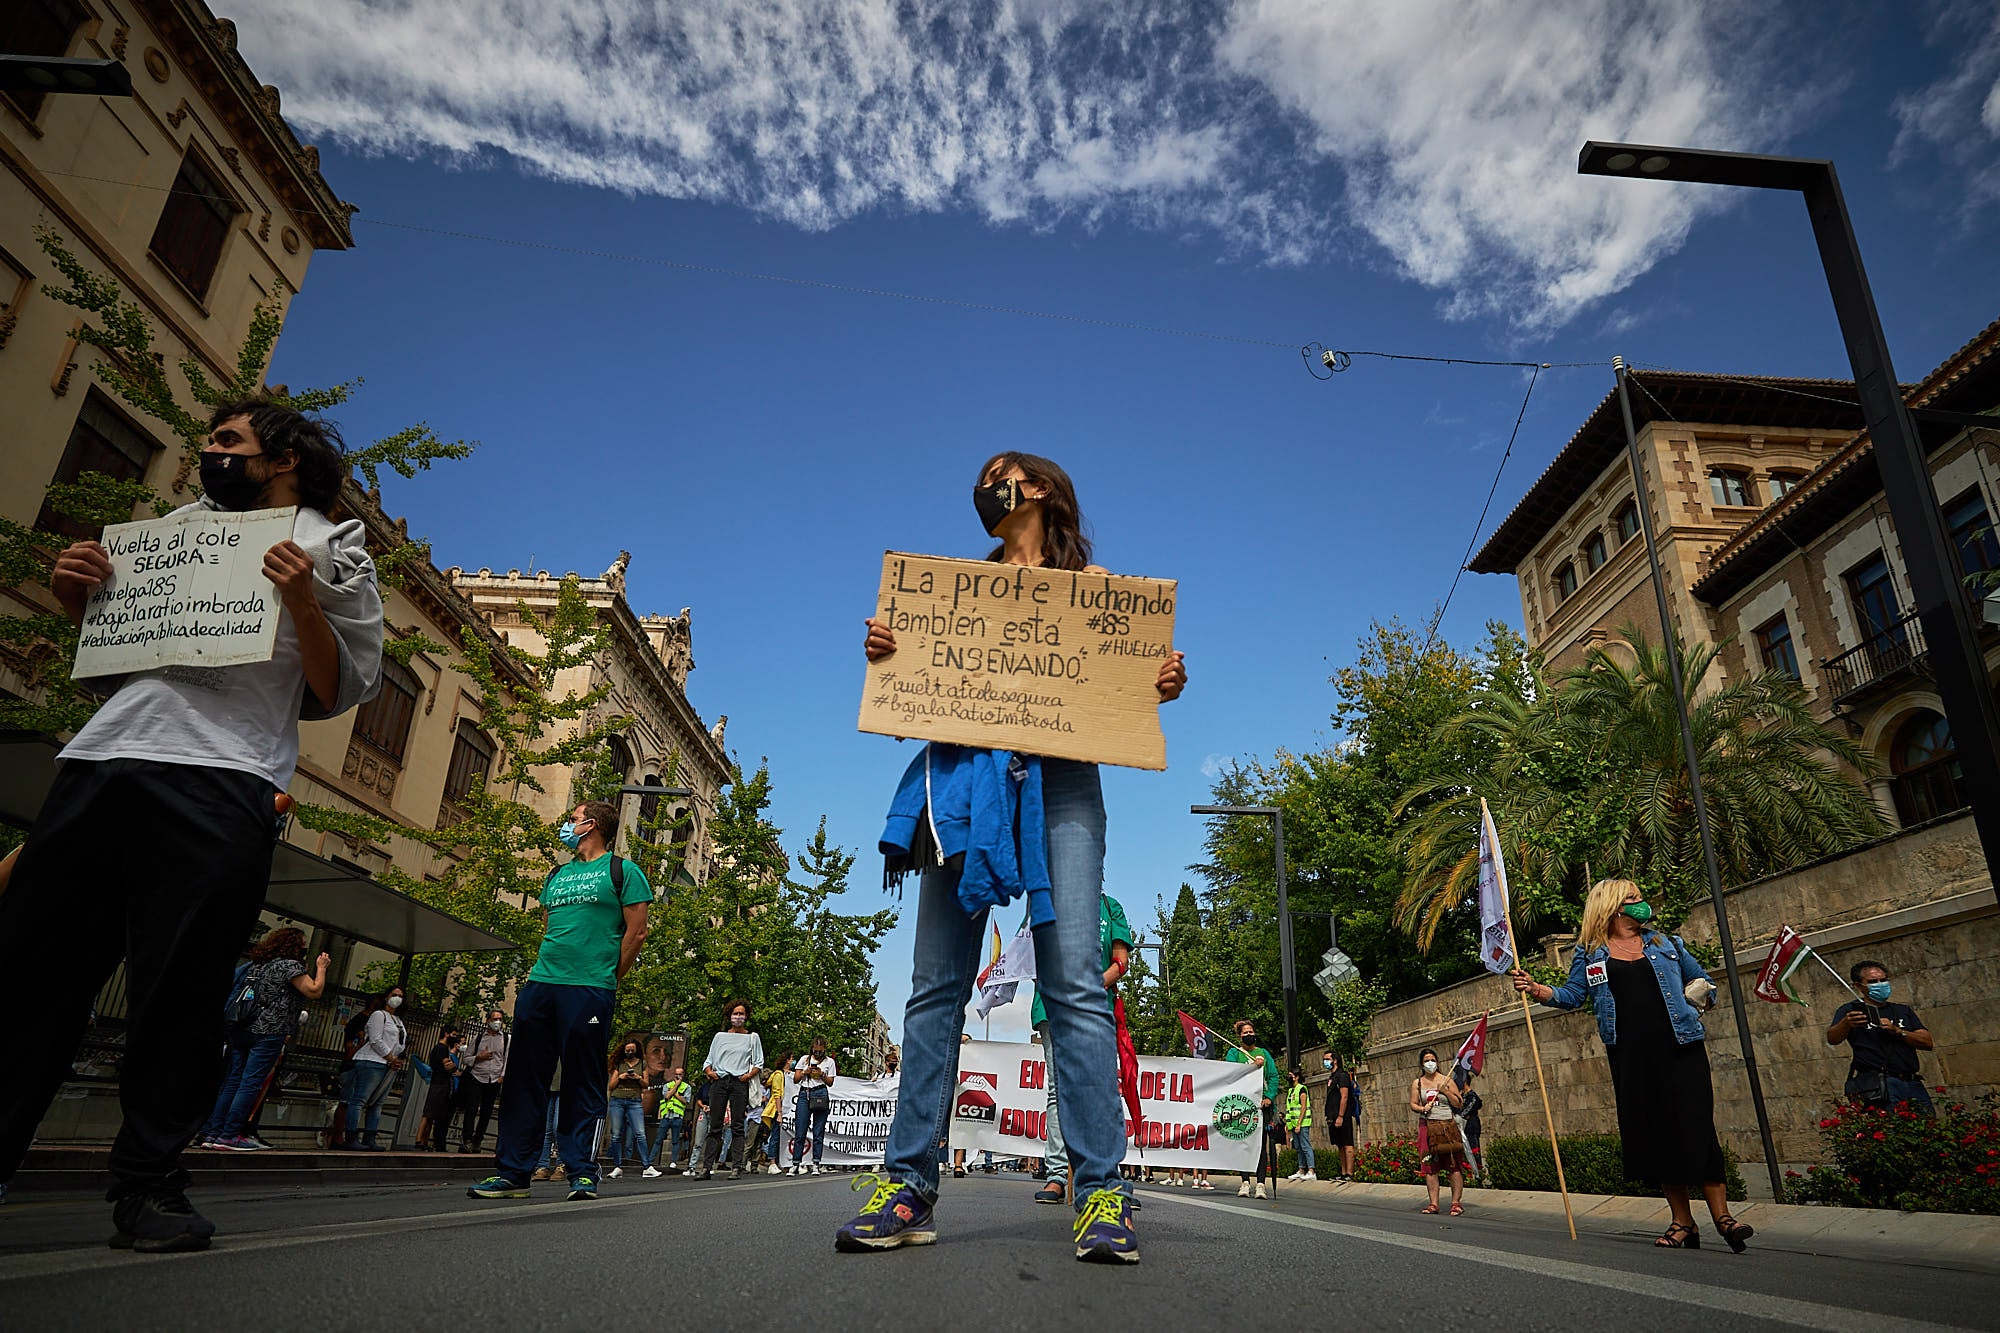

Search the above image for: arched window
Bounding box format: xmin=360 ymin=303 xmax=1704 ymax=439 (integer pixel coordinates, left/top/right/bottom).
xmin=1889 ymin=710 xmax=1965 ymax=826
xmin=637 ymin=773 xmax=664 ymax=832
xmin=439 ymin=721 xmax=495 ymax=826
xmin=607 ymin=736 xmax=635 ymax=782
xmin=1582 ymin=532 xmax=1608 ymax=574
xmin=351 ymin=658 xmax=420 ymax=761
xmin=1554 ymin=561 xmax=1578 ymax=602
xmin=1614 ymin=500 xmax=1641 ymax=546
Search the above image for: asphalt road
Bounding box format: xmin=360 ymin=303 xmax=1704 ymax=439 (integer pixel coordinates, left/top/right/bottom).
xmin=0 ymin=1168 xmax=1989 ymax=1332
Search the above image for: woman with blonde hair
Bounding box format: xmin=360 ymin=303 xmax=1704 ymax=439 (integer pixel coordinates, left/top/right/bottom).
xmin=1514 ymin=878 xmax=1750 ymax=1252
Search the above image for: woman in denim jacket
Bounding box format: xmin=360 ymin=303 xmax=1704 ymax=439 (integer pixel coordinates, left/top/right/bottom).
xmin=1514 ymin=878 xmax=1753 ymax=1253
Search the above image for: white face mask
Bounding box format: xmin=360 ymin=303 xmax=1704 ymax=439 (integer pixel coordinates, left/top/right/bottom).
xmin=1422 ymin=1059 xmax=1438 ymax=1074
xmin=387 ymin=996 xmax=403 ymax=1010
xmin=489 ymin=1020 xmax=503 ymax=1032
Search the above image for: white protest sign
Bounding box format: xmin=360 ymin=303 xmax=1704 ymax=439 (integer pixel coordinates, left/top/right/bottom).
xmin=774 ymin=1073 xmax=901 ymax=1166
xmin=73 ymin=507 xmax=296 ymax=679
xmin=946 ymin=1039 xmax=1264 ymax=1170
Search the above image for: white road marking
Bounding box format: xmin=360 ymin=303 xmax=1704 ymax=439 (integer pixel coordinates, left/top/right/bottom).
xmin=0 ymin=1176 xmax=813 ymax=1284
xmin=1150 ymin=1193 xmax=1965 ymax=1333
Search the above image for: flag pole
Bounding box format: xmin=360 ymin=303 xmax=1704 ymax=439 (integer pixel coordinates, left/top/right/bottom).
xmin=1508 ymin=918 xmax=1576 ymax=1241
xmin=1490 ymin=801 xmax=1575 ymax=1241
xmin=1809 ymin=947 xmax=1866 ymax=1004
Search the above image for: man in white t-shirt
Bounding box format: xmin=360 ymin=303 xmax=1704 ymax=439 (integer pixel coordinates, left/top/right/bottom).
xmin=789 ymin=1038 xmax=838 ymax=1174
xmin=0 ymin=401 xmax=382 ymax=1252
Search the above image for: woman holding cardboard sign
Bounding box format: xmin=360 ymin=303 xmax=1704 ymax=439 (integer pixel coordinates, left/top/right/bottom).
xmin=837 ymin=453 xmax=1184 ymax=1267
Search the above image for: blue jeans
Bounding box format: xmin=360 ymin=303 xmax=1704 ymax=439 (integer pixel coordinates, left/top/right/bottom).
xmin=202 ymin=1030 xmax=286 ymax=1140
xmin=1292 ymin=1128 xmax=1315 ymax=1173
xmin=792 ymin=1094 xmax=830 ymax=1165
xmin=651 ymin=1114 xmax=684 ymax=1166
xmin=607 ymin=1098 xmax=646 ymax=1167
xmin=882 ymin=759 xmax=1121 ymax=1211
xmin=346 ymin=1062 xmax=394 ymax=1145
xmin=541 ymin=1096 xmax=561 ymax=1164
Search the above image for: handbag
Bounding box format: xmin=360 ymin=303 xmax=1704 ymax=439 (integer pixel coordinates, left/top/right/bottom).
xmin=1426 ymin=1114 xmax=1464 ymax=1155
xmin=1845 ymin=1067 xmax=1889 ymax=1106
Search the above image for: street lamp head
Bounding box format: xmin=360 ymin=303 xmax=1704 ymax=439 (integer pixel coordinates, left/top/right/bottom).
xmin=1578 ymin=139 xmax=1828 ymax=192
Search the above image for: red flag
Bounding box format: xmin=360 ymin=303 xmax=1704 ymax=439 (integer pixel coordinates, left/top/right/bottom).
xmin=1753 ymin=925 xmax=1814 ymax=1005
xmin=1115 ymin=993 xmax=1143 ymax=1150
xmin=1455 ymin=1011 xmax=1489 ymax=1076
xmin=1177 ymin=1010 xmax=1220 ymax=1060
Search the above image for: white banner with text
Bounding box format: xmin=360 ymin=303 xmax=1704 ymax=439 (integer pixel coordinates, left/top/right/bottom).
xmin=946 ymin=1040 xmax=1265 ymax=1170
xmin=774 ymin=1074 xmax=901 ymax=1166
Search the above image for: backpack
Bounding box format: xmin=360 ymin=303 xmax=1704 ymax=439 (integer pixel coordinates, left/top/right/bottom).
xmin=225 ymin=962 xmax=260 ymax=1028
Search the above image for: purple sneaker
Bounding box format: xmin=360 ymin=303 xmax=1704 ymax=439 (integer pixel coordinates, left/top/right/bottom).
xmin=1073 ymin=1188 xmax=1140 ymax=1264
xmin=834 ymin=1173 xmax=936 ymax=1252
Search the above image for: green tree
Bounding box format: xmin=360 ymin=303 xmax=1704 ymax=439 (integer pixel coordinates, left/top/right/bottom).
xmin=619 ymin=765 xmax=894 ymax=1061
xmin=0 ymin=228 xmax=470 ymax=733
xmin=294 ymin=576 xmax=632 ymax=1011
xmin=1191 ymin=619 xmax=1526 ymax=1027
xmin=1397 ymin=626 xmax=1882 ymax=951
xmin=1554 ymin=628 xmax=1881 ymax=909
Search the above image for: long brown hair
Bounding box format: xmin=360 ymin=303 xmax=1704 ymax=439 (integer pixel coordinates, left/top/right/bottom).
xmin=247 ymin=927 xmax=307 ymax=964
xmin=977 ymin=452 xmax=1092 ymax=571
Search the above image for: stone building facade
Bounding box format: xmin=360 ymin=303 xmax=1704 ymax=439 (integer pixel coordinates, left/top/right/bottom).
xmin=1 ymin=0 xmax=352 ymax=688
xmin=1470 ymin=374 xmax=1864 ymax=676
xmin=1691 ymin=320 xmax=2000 ymax=831
xmin=1473 ymin=316 xmax=2000 ymax=833
xmin=448 ymin=557 xmax=732 ymax=883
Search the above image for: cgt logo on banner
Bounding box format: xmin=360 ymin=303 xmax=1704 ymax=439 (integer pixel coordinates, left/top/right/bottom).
xmin=947 ymin=1040 xmax=1264 ymax=1170
xmin=775 ymin=1074 xmax=902 ymax=1166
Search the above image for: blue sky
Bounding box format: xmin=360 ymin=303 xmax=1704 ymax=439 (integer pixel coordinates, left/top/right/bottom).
xmin=228 ymin=1 xmax=2000 ymax=1044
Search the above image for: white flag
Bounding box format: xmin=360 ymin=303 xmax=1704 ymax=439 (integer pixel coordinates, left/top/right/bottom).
xmin=1477 ymin=798 xmax=1515 ymax=976
xmin=974 ymin=922 xmax=1038 ymax=1018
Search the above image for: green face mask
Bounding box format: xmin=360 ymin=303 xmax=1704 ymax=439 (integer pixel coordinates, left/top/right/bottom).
xmin=1622 ymin=901 xmax=1654 ymax=924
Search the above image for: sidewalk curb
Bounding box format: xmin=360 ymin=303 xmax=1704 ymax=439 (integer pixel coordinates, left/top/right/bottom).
xmin=1247 ymin=1179 xmax=2000 ymax=1272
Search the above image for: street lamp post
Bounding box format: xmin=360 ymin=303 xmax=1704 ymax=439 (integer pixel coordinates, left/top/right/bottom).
xmin=1191 ymin=803 xmax=1297 ymax=1072
xmin=1579 ymin=141 xmax=2000 ymax=911
xmin=1578 ymin=140 xmax=2000 ymax=1198
xmin=1607 ymin=355 xmax=1785 ymax=1201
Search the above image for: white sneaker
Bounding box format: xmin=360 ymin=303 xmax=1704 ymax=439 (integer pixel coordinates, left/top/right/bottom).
xmin=642 ymin=1166 xmax=662 ymax=1179
xmin=1255 ymin=1184 xmax=1269 ymax=1199
xmin=1237 ymin=1182 xmax=1252 ymax=1197
xmin=767 ymin=1164 xmax=780 ymax=1175
xmin=608 ymin=1167 xmax=623 ymax=1179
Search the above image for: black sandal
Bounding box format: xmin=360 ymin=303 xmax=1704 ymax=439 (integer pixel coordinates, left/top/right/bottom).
xmin=1716 ymin=1214 xmax=1754 ymax=1253
xmin=1655 ymin=1221 xmax=1700 ymax=1249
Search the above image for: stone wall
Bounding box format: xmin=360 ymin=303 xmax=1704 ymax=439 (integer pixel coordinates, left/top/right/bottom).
xmin=1312 ymin=813 xmax=1996 ymax=1171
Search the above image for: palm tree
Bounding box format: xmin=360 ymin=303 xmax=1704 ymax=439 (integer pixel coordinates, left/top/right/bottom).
xmin=1394 ymin=627 xmax=1882 ymax=951
xmin=1559 ymin=627 xmax=1881 ymax=902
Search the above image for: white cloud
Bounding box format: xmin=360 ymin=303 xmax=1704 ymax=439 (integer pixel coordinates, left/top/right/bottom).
xmin=1892 ymin=1 xmax=2000 ymax=217
xmin=230 ymin=0 xmax=1807 ymax=326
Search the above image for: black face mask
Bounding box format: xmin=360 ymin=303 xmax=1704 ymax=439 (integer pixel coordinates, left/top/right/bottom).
xmin=973 ymin=477 xmax=1026 ymax=536
xmin=200 ymin=451 xmax=266 ymax=511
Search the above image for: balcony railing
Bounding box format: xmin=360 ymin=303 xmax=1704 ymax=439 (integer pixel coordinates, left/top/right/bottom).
xmin=1822 ymin=610 xmax=1926 ymax=702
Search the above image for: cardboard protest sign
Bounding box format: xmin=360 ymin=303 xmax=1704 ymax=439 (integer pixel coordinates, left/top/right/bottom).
xmin=947 ymin=1040 xmax=1264 ymax=1170
xmin=857 ymin=552 xmax=1177 ymax=770
xmin=73 ymin=507 xmax=296 ymax=679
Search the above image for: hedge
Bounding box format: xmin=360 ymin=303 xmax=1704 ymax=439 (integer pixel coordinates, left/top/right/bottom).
xmin=1485 ymin=1133 xmax=1744 ymax=1201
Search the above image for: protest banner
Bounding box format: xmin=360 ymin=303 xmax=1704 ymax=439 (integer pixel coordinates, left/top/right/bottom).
xmin=775 ymin=1073 xmax=901 ymax=1166
xmin=858 ymin=552 xmax=1177 ymax=770
xmin=73 ymin=506 xmax=297 ymax=679
xmin=946 ymin=1039 xmax=1262 ymax=1170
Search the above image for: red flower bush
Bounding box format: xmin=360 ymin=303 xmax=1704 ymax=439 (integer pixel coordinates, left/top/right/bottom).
xmin=1787 ymin=1094 xmax=2000 ymax=1215
xmin=1348 ymin=1137 xmax=1425 ymax=1185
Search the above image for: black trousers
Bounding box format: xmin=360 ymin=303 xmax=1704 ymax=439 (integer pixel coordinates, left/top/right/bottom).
xmin=458 ymin=1079 xmax=501 ymax=1148
xmin=703 ymin=1076 xmax=751 ymax=1170
xmin=0 ymin=758 xmax=277 ymax=1199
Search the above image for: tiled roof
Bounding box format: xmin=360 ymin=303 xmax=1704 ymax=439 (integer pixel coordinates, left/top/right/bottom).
xmin=1468 ymin=371 xmax=1867 ymax=574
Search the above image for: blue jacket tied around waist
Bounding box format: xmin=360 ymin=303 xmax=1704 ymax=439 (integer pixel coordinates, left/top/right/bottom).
xmin=880 ymin=743 xmax=1052 ymax=927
